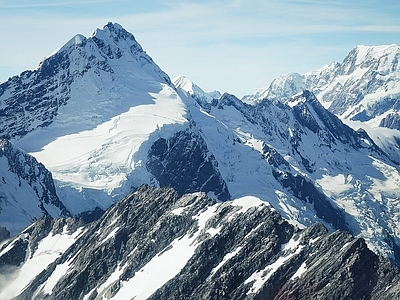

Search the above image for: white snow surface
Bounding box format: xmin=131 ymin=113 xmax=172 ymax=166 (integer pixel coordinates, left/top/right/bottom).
xmin=173 ymin=75 xmax=221 ymax=103
xmin=243 ymin=44 xmax=400 ymax=126
xmin=9 ymin=23 xmax=187 ymax=215
xmin=15 ymin=83 xmax=187 ymax=214
xmin=0 ymin=226 xmax=84 ymax=300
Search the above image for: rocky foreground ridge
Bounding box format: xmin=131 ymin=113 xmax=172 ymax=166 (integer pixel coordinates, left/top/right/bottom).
xmin=1 ymin=185 xmax=399 ymax=299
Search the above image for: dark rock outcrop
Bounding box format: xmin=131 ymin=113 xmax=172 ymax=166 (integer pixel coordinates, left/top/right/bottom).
xmin=147 ymin=128 xmax=231 ymax=201
xmin=2 ymin=185 xmax=398 ymax=300
xmin=0 ymin=139 xmax=70 ymax=234
xmin=380 ymin=111 xmax=400 ymax=130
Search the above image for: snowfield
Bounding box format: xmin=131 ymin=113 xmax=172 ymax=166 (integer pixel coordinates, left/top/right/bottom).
xmin=19 ymin=84 xmax=187 ymax=214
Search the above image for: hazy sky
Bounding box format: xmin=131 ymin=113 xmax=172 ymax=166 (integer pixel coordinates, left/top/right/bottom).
xmin=1 ymin=0 xmax=399 ymax=97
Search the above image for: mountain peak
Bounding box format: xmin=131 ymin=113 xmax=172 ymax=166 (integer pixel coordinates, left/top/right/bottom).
xmin=103 ymin=21 xmax=124 ymax=32
xmin=96 ymin=22 xmax=137 ymax=42
xmin=0 ymin=22 xmax=172 ymax=141
xmin=44 ymin=22 xmax=146 ymax=66
xmin=90 ymin=22 xmax=145 ymax=60
xmin=348 ymin=44 xmax=400 ymax=67
xmin=173 ymin=75 xmax=221 ymax=103
xmin=354 ymin=43 xmax=399 ymax=54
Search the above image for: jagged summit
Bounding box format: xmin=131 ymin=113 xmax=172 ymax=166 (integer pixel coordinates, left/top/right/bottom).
xmin=2 ymin=185 xmax=400 ymax=299
xmin=243 ymin=44 xmax=400 ymax=129
xmin=173 ymin=75 xmax=221 ymax=103
xmin=91 ymin=22 xmax=146 ymax=62
xmin=44 ymin=22 xmax=146 ymax=67
xmin=0 ymin=22 xmax=171 ymax=141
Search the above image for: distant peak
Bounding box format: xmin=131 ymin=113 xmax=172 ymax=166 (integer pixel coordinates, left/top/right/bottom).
xmin=104 ymin=21 xmax=124 ymax=31
xmin=173 ymin=75 xmax=193 ymax=89
xmin=92 ymin=22 xmax=138 ymax=44
xmin=173 ymin=75 xmax=221 ymax=102
xmin=100 ymin=22 xmax=128 ymax=37
xmin=349 ymin=44 xmax=400 ymax=65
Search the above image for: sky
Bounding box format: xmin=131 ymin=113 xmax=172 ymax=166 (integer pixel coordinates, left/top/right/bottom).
xmin=0 ymin=0 xmax=399 ymax=98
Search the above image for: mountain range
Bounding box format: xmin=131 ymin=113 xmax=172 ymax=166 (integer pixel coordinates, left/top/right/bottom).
xmin=242 ymin=44 xmax=400 ymax=128
xmin=2 ymin=185 xmax=400 ymax=299
xmin=0 ymin=22 xmax=400 ymax=299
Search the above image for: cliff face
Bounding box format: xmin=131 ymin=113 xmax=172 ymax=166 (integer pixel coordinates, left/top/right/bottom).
xmin=0 ymin=139 xmax=70 ymax=235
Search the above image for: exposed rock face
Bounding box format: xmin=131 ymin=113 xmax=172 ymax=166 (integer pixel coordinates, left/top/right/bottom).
xmin=289 ymin=91 xmax=361 ymax=148
xmin=1 ymin=185 xmax=399 ymax=299
xmin=0 ymin=227 xmax=10 ymax=243
xmin=147 ymin=128 xmax=231 ymax=201
xmin=0 ymin=52 xmax=72 ymax=139
xmin=0 ymin=139 xmax=70 ymax=235
xmin=380 ymin=112 xmax=400 ymax=129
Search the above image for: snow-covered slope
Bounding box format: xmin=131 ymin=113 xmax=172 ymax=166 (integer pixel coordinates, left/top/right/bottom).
xmin=0 ymin=217 xmax=84 ymax=299
xmin=0 ymin=139 xmax=69 ymax=235
xmin=0 ymin=22 xmax=171 ymax=141
xmin=179 ymin=87 xmax=400 ymax=262
xmin=2 ymin=186 xmax=400 ymax=300
xmin=243 ymin=44 xmax=400 ymax=129
xmin=0 ymin=23 xmax=188 ymax=214
xmin=173 ymin=75 xmax=221 ymax=105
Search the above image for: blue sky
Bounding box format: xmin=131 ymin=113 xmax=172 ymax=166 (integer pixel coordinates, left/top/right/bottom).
xmin=1 ymin=0 xmax=399 ymax=97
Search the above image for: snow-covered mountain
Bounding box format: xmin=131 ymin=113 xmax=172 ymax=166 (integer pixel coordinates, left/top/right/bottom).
xmin=0 ymin=139 xmax=69 ymax=236
xmin=243 ymin=44 xmax=400 ymax=129
xmin=0 ymin=22 xmax=399 ymax=285
xmin=1 ymin=23 xmax=185 ymax=214
xmin=173 ymin=75 xmax=221 ymax=106
xmin=1 ymin=185 xmax=400 ymax=299
xmin=0 ymin=23 xmax=171 ymax=141
xmin=184 ymin=88 xmax=400 ymax=262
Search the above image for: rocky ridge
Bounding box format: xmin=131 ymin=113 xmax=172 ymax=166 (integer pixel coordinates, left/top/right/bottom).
xmin=0 ymin=185 xmax=399 ymax=299
xmin=243 ymin=44 xmax=400 ymax=129
xmin=0 ymin=139 xmax=69 ymax=235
